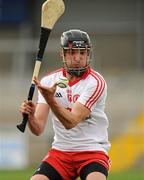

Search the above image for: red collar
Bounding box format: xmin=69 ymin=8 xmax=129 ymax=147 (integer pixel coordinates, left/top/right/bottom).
xmin=62 ymin=67 xmax=91 ymax=86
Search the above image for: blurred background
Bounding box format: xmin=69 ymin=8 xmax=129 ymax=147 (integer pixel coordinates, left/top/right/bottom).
xmin=0 ymin=0 xmax=144 ymax=179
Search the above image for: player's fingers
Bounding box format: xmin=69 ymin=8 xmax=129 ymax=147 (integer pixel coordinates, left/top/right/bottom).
xmin=33 ymin=79 xmax=46 ymax=94
xmin=33 ymin=76 xmax=41 ymax=86
xmin=19 ymin=105 xmax=29 ymax=114
xmin=19 ymin=101 xmax=26 ymax=112
xmin=19 ymin=107 xmax=29 ymax=115
xmin=27 ymin=100 xmax=35 ymax=108
xmin=20 ymin=106 xmax=34 ymax=115
xmin=37 ymin=85 xmax=50 ymax=97
xmin=33 ymin=77 xmax=47 ymax=90
xmin=19 ymin=100 xmax=35 ymax=114
xmin=34 ymin=76 xmax=52 ymax=93
xmin=28 ymin=103 xmax=35 ymax=114
xmin=34 ymin=77 xmax=56 ymax=98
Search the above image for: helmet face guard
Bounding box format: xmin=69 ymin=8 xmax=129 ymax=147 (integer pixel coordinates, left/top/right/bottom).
xmin=60 ymin=29 xmax=92 ymax=77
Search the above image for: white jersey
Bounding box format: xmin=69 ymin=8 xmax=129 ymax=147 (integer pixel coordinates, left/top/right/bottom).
xmin=37 ymin=67 xmax=111 ymax=154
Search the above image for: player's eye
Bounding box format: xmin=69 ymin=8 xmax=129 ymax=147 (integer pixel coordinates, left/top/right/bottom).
xmin=79 ymin=50 xmax=86 ymax=55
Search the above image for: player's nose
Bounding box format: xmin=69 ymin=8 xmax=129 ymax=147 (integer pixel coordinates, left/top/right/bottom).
xmin=73 ymin=52 xmax=80 ymax=61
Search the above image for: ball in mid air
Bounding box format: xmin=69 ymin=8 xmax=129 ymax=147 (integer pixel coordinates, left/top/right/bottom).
xmin=56 ymin=77 xmax=68 ymax=88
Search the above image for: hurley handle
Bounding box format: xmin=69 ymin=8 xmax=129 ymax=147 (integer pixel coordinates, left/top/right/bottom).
xmin=17 ymin=84 xmax=35 ymax=132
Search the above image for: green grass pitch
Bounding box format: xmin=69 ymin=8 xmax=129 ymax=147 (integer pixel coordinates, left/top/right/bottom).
xmin=0 ymin=169 xmax=144 ymax=180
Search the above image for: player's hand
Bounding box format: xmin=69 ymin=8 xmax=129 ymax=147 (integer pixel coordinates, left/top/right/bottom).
xmin=19 ymin=100 xmax=36 ymax=121
xmin=33 ymin=77 xmax=57 ymax=101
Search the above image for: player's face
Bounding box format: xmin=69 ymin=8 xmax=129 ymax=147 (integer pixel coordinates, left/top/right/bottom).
xmin=64 ymin=48 xmax=88 ymax=69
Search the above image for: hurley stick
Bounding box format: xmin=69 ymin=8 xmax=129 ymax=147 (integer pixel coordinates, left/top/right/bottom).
xmin=17 ymin=0 xmax=65 ymax=132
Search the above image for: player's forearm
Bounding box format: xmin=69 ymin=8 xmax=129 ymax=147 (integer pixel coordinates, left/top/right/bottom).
xmin=47 ymin=98 xmax=78 ymax=129
xmin=28 ymin=116 xmax=44 ymax=135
